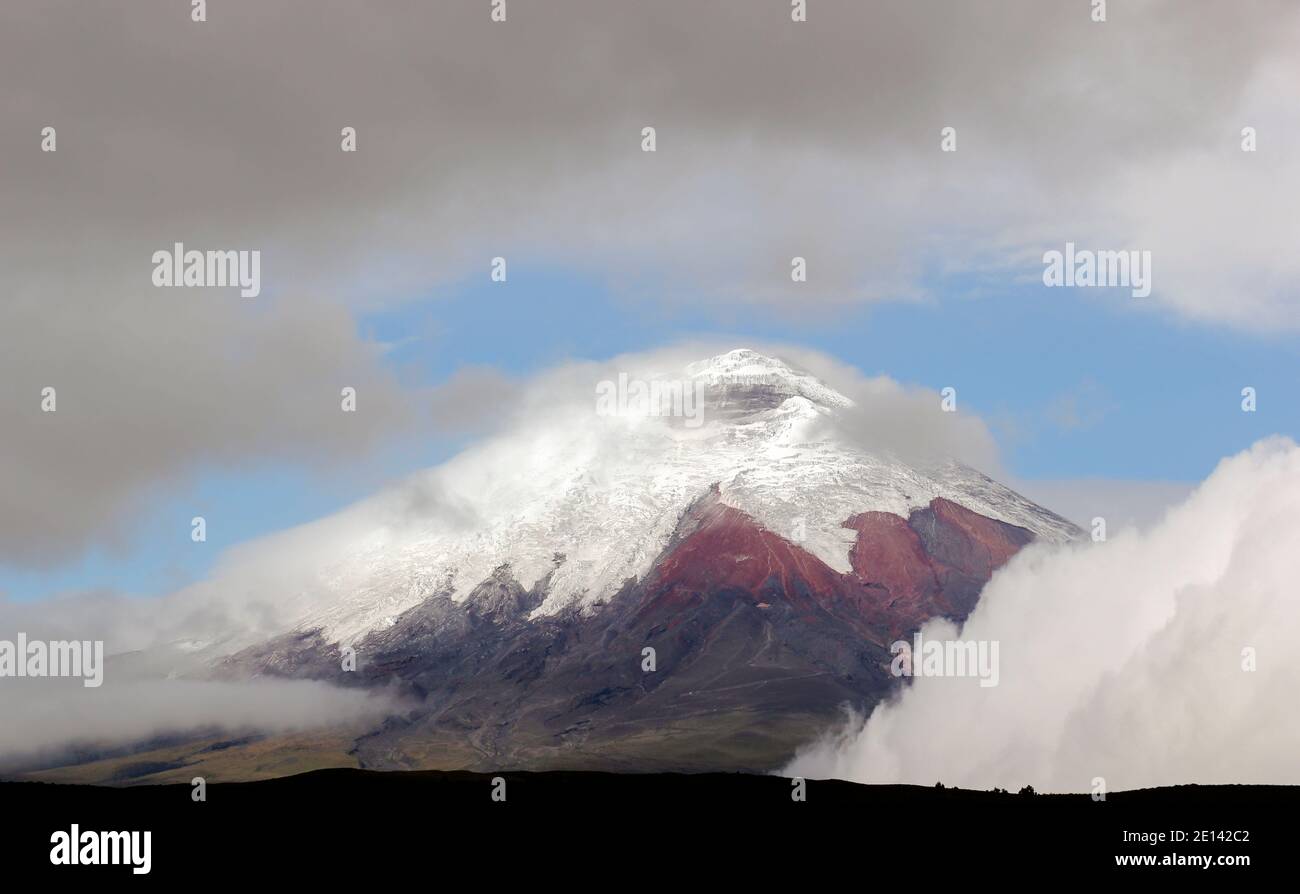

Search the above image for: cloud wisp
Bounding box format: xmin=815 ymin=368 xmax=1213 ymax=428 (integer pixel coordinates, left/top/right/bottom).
xmin=0 ymin=676 xmax=399 ymax=772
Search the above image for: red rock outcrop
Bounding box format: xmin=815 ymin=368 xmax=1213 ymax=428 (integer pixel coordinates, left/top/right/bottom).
xmin=641 ymin=490 xmax=1034 ymax=642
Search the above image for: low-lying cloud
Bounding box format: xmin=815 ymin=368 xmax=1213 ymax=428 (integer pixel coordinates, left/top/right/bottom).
xmin=0 ymin=677 xmax=398 ymax=770
xmin=786 ymin=437 xmax=1300 ymax=791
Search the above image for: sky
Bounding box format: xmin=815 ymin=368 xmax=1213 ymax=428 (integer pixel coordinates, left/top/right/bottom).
xmin=1 ymin=0 xmax=1298 ymax=603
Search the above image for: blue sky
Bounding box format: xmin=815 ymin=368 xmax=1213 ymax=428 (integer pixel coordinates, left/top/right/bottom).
xmin=4 ymin=267 xmax=1296 ymax=602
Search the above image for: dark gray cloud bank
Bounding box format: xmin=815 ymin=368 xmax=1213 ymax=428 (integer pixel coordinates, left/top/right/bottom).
xmin=1 ymin=1 xmax=1295 ymax=560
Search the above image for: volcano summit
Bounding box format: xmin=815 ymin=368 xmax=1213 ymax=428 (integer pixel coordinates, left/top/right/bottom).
xmin=37 ymin=350 xmax=1082 ymax=780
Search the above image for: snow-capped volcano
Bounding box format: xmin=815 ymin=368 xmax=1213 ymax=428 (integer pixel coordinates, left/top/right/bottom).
xmin=285 ymin=349 xmax=1076 ymax=647
xmin=40 ymin=348 xmax=1083 ymax=781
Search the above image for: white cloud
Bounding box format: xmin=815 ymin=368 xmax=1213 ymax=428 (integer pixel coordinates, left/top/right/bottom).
xmin=0 ymin=677 xmax=397 ymax=767
xmin=786 ymin=437 xmax=1300 ymax=791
